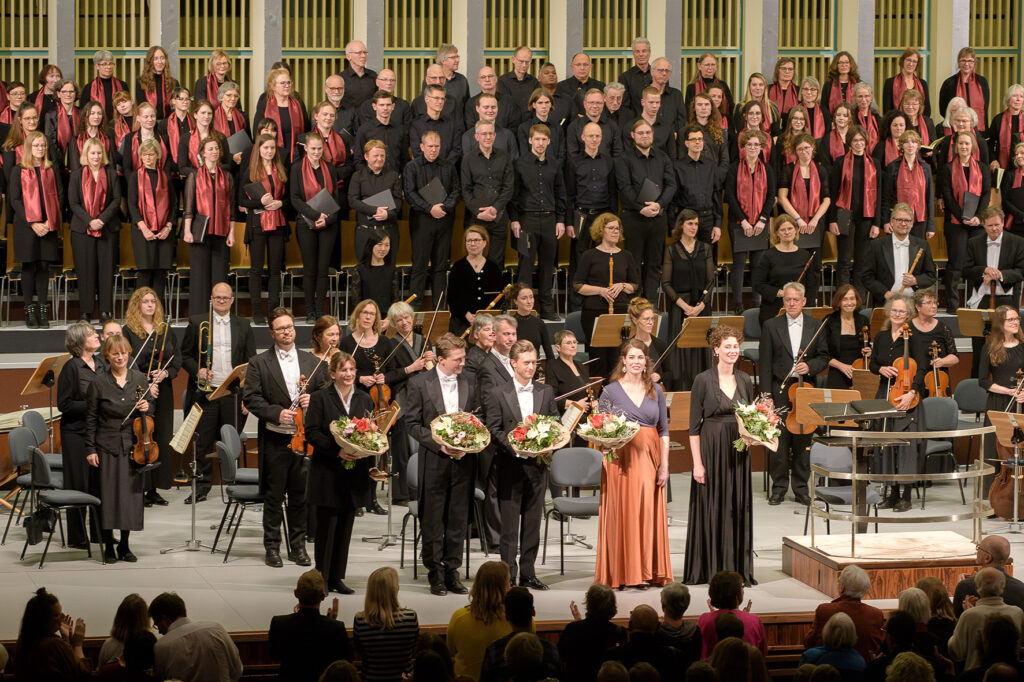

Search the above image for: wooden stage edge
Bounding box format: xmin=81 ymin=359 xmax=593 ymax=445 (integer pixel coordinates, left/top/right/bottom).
xmin=782 ymin=530 xmax=986 ymax=600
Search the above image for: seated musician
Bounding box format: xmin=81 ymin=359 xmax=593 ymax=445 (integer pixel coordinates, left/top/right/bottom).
xmin=858 ymin=203 xmax=937 ymax=306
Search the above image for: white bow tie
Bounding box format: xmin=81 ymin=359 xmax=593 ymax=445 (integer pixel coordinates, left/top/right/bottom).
xmin=517 ymin=384 xmax=533 ymax=394
xmin=989 ymin=240 xmax=1001 ymax=247
xmin=788 ymin=318 xmax=801 ymax=327
xmin=215 ymin=315 xmax=230 ymax=326
xmin=894 ymin=240 xmax=909 ymax=249
xmin=277 ymin=349 xmax=295 ymax=362
xmin=439 ymin=375 xmax=457 ymax=387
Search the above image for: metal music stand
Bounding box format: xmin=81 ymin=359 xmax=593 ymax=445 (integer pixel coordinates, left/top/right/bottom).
xmin=22 ymin=354 xmax=72 ymax=453
xmin=161 ymin=404 xmax=207 ymax=553
xmin=987 ymin=410 xmax=1024 ymax=534
xmin=362 ymin=403 xmax=402 ymax=550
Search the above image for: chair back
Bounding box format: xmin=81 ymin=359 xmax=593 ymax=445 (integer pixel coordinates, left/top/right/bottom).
xmin=923 ymin=396 xmax=959 ymax=431
xmin=406 ymin=453 xmax=418 ymax=490
xmin=550 ymin=447 xmax=603 ymax=488
xmin=29 ymin=447 xmax=52 ymax=487
xmin=564 ymin=311 xmax=586 ymax=345
xmin=22 ymin=410 xmax=48 ymax=447
xmin=809 ymin=443 xmax=853 ymax=473
xmin=219 ymin=424 xmax=243 ymax=462
xmin=216 ymin=441 xmax=237 ymax=484
xmin=743 ymin=308 xmax=761 ymax=341
xmin=954 ymin=378 xmax=988 ymax=416
xmin=8 ymin=426 xmax=36 ymax=468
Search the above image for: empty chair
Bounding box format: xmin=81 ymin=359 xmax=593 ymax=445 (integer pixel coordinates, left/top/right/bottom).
xmin=210 ymin=439 xmax=264 ymax=562
xmin=20 ymin=448 xmax=101 ymax=567
xmin=22 ymin=410 xmax=63 ymax=471
xmin=220 ymin=425 xmax=258 ymax=485
xmin=804 ymin=443 xmax=880 ymax=535
xmin=542 ymin=447 xmax=602 ymax=575
xmin=954 ymin=378 xmax=989 ymax=461
xmin=921 ymin=396 xmax=965 ymax=508
xmin=3 ymin=426 xmax=62 ymax=545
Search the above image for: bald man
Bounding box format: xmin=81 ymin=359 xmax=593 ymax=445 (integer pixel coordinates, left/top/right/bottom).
xmin=356 ymin=68 xmax=412 ymax=129
xmin=498 ymin=45 xmax=540 ymax=116
xmin=412 ymin=63 xmax=464 ymax=126
xmin=648 ymin=57 xmax=687 ymax=140
xmin=954 ymin=534 xmax=1024 ymax=616
xmin=948 ymin=567 xmax=1024 ymax=670
xmin=465 ymin=66 xmax=521 ymax=131
xmin=339 ymin=40 xmax=378 ymax=108
xmin=556 ymin=52 xmax=606 ymax=118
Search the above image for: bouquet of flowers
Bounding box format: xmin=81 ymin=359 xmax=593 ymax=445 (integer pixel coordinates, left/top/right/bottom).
xmin=577 ymin=412 xmax=640 ymax=462
xmin=508 ymin=414 xmax=571 ymax=466
xmin=733 ymin=394 xmax=782 ymax=452
xmin=430 ymin=411 xmax=490 ymax=457
xmin=330 ymin=415 xmax=389 ymax=469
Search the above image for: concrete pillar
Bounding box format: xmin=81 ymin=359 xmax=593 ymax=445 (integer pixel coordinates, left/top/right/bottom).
xmin=648 ymin=0 xmax=683 ymax=89
xmin=757 ymin=0 xmax=778 ymax=78
xmin=837 ymin=0 xmax=874 ymax=86
xmin=353 ymin=0 xmax=386 ymax=73
xmin=50 ymin=0 xmax=74 ymax=75
xmin=930 ymin=0 xmax=970 ymax=113
xmin=148 ymin=0 xmax=180 ymax=67
xmin=550 ymin=0 xmax=582 ymax=81
xmin=453 ymin=0 xmax=484 ymax=85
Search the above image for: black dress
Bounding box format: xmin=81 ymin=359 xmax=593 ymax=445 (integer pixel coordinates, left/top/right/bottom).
xmin=979 ymin=343 xmax=1024 ymax=469
xmin=56 ymin=355 xmax=105 ymax=544
xmin=752 ymin=247 xmax=817 ymax=323
xmin=513 ymin=312 xmax=554 ymax=361
xmin=910 ymin=318 xmax=958 ymax=398
xmin=661 ymin=240 xmax=714 ymax=391
xmin=684 ymin=367 xmax=754 ymax=585
xmin=823 ymin=310 xmax=872 ymax=388
xmin=869 ymin=327 xmax=928 ymax=484
xmin=124 ymin=326 xmax=182 ymax=490
xmin=352 ymin=262 xmax=397 ymax=317
xmin=447 ymin=257 xmax=504 ymax=335
xmin=573 ymin=247 xmax=641 ymax=380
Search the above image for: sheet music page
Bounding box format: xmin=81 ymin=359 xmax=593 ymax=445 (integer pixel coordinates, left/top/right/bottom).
xmin=170 ymin=404 xmax=204 ymax=453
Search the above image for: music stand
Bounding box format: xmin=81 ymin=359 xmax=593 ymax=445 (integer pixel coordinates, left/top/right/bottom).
xmin=796 ymin=388 xmax=860 ymax=430
xmin=851 ymin=369 xmax=880 ymax=402
xmin=869 ymin=308 xmax=887 ymax=337
xmin=676 ymin=318 xmax=712 ymax=347
xmin=22 ymin=354 xmax=72 ymax=452
xmin=958 ymin=309 xmax=994 ymax=338
xmin=590 ymin=314 xmax=628 ymax=348
xmin=715 ymin=315 xmax=744 ymax=330
xmin=806 ymin=307 xmax=832 ymax=321
xmin=363 ymin=403 xmax=403 ymax=550
xmin=161 ymin=404 xmax=207 ymax=553
xmin=986 ymin=411 xmax=1024 ymax=533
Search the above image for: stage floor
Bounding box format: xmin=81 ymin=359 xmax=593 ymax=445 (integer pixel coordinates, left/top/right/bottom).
xmin=1 ymin=472 xmax=1019 ymax=640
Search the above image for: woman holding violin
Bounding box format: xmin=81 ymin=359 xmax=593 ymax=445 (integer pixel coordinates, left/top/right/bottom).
xmin=85 ymin=334 xmax=153 ymax=563
xmin=822 ymin=284 xmax=872 ymax=389
xmin=311 ymin=315 xmax=342 ymax=363
xmin=979 ymin=306 xmax=1024 ymax=468
xmin=869 ymin=294 xmax=928 ymax=511
xmin=909 ymin=288 xmax=958 ymax=398
xmin=753 ymin=215 xmax=819 ymax=324
xmin=338 ymin=299 xmax=405 ymax=515
xmin=123 ymin=288 xmax=181 ymax=507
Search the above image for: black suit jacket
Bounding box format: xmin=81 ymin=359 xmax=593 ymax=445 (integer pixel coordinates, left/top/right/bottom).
xmin=67 ymin=166 xmax=122 ymax=234
xmin=963 ymin=230 xmax=1024 ymax=302
xmin=860 ymin=234 xmax=938 ymax=303
xmin=487 ymin=381 xmax=559 ymax=474
xmin=759 ymin=313 xmax=830 ymax=406
xmin=241 ymin=346 xmax=330 ymax=442
xmin=304 ymin=384 xmax=375 ymax=509
xmin=180 ymin=313 xmax=257 ymax=393
xmin=477 ymin=351 xmax=515 ymax=421
xmin=405 ymin=368 xmax=476 ymax=492
xmin=268 ymin=608 xmax=353 ymax=682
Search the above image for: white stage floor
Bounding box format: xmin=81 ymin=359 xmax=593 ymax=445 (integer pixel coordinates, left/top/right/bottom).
xmin=2 ymin=472 xmax=1021 ymax=640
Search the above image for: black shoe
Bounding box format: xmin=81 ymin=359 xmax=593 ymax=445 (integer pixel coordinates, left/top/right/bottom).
xmin=100 ymin=312 xmax=112 ymax=323
xmin=733 ymin=305 xmax=744 ymax=316
xmin=795 ymin=494 xmax=811 ymax=506
xmin=768 ymin=494 xmax=784 ymax=506
xmin=520 ymin=576 xmax=549 ymax=590
xmin=446 ymin=577 xmax=468 ymax=594
xmin=78 ymin=313 xmax=91 ymax=322
xmin=67 ymin=541 xmax=91 ymax=550
xmin=430 ymin=583 xmax=448 ymax=596
xmin=37 ymin=304 xmax=50 ymax=329
xmin=184 ymin=493 xmax=207 ymax=504
xmin=877 ymin=497 xmax=896 ymax=510
xmin=117 ymin=546 xmax=138 ymax=562
xmin=355 ymin=508 xmax=364 ymax=517
xmin=328 ymin=579 xmax=355 ymax=595
xmin=306 ymin=313 xmax=317 ymax=324
xmin=104 ymin=546 xmax=117 ymax=564
xmin=25 ymin=304 xmax=38 ymax=329
xmin=265 ymin=549 xmax=283 ymax=567
xmin=893 ymin=498 xmax=913 ymax=512
xmin=540 ymin=311 xmax=560 ymax=321
xmin=288 ymin=548 xmax=312 ymax=566
xmin=145 ymin=490 xmax=168 ymax=506
xmin=367 ymin=502 xmax=387 ymax=515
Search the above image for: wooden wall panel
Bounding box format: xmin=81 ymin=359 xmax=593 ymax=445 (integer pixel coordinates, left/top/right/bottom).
xmin=970 ymin=0 xmax=1021 ymax=114
xmin=282 ymin=0 xmax=352 ymax=107
xmin=384 ymin=0 xmax=451 ymax=101
xmin=484 ymin=0 xmax=549 ymax=77
xmin=873 ymin=0 xmax=928 ymax=93
xmin=0 ymin=0 xmax=48 ymax=89
xmin=583 ymin=0 xmax=645 ymax=89
xmin=681 ymin=0 xmax=743 ymax=98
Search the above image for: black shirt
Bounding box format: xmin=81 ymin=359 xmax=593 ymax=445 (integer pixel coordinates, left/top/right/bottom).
xmin=619 ymin=64 xmax=653 ymax=114
xmin=566 ymin=115 xmax=623 ymax=159
xmin=402 ymin=155 xmax=461 ymax=214
xmin=57 ymin=355 xmax=105 ymax=434
xmin=574 ymin=248 xmax=641 ymax=312
xmin=509 ymin=153 xmax=567 ymax=222
xmin=353 ymin=262 xmax=397 ymax=316
xmin=517 ymin=115 xmax=565 ymax=161
xmin=340 ymin=66 xmax=379 ymax=109
xmin=614 ymin=144 xmax=677 ymax=212
xmin=555 ymin=76 xmax=606 ymax=117
xmin=448 ymin=258 xmax=505 ymax=333
xmin=566 ymin=150 xmax=617 ymax=211
xmin=464 ymin=92 xmax=521 ymax=131
xmin=408 ymin=112 xmax=463 ymax=162
xmin=356 ymin=95 xmax=413 ymax=130
xmin=354 ymin=117 xmax=409 ymax=171
xmin=513 ymin=312 xmax=554 ymax=361
xmin=674 ymin=153 xmax=724 ymax=225
xmin=348 ymin=167 xmax=402 ymax=227
xmin=460 ymin=147 xmax=515 ymax=219
xmin=497 ymin=71 xmax=541 ymax=115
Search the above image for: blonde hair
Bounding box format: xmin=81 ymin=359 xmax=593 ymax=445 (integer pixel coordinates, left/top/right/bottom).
xmin=358 ymin=567 xmax=402 ymax=630
xmin=469 ymin=561 xmax=510 ymax=625
xmin=349 ymin=299 xmax=382 ymax=334
xmin=19 ymin=131 xmax=53 ymax=169
xmin=78 ymin=136 xmax=110 ymax=167
xmin=124 ymin=287 xmax=165 ymax=337
xmin=589 ymin=212 xmax=624 ymax=245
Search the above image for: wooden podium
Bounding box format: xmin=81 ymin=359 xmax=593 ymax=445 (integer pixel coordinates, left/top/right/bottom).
xmin=666 ymin=391 xmax=692 ymax=473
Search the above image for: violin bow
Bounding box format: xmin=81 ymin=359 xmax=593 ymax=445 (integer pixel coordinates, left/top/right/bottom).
xmin=781 ymin=316 xmax=828 ymax=386
xmin=120 ymin=352 xmax=178 ymax=426
xmin=775 ymin=255 xmax=816 ymax=317
xmin=652 ymin=266 xmax=723 ymax=372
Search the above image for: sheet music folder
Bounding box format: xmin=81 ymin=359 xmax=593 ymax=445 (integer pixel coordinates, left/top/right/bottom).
xmin=810 ymin=399 xmax=905 ymax=423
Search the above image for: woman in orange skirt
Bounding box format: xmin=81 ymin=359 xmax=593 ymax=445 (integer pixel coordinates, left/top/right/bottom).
xmin=594 ymin=338 xmax=673 ymax=589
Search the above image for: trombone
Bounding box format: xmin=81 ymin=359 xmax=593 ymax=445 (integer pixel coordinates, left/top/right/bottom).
xmin=197 ymin=308 xmax=213 ymax=392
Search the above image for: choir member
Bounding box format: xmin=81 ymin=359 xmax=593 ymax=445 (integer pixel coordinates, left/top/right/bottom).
xmin=193 ymin=50 xmax=233 ymax=107
xmin=367 ymin=69 xmax=413 ymax=130
xmin=726 ymin=129 xmax=776 ymax=313
xmin=161 ymin=87 xmax=196 ymax=175
xmin=556 ymin=52 xmax=605 ymax=119
xmin=934 ymin=106 xmax=991 ymax=167
xmin=661 ymin=210 xmax=713 ymax=390
xmin=463 ymin=313 xmax=495 ymax=384
xmin=349 ymin=139 xmax=402 ymax=257
xmin=860 ymin=203 xmax=937 ymax=305
xmin=874 ymin=112 xmax=907 ymax=169
xmin=111 ymin=92 xmax=135 ymax=149
xmin=941 ymin=97 xmax=968 ymax=138
xmin=769 ymin=58 xmax=799 ymax=116
xmin=987 ymin=84 xmax=1024 ymax=172
xmin=821 ymin=102 xmax=853 ymax=169
xmin=753 ymin=216 xmax=818 ymax=322
xmin=774 ymin=104 xmax=810 ymax=175
xmin=119 ymin=102 xmax=170 ymax=174
xmin=567 ymin=121 xmax=617 ymax=308
xmin=517 ymin=88 xmax=566 ymax=161
xmin=212 ymin=81 xmax=249 ymax=163
xmin=939 ymin=130 xmax=992 ymax=309
xmin=183 ymin=136 xmax=235 ymax=311
xmin=828 ymin=125 xmax=882 ymax=295
xmin=536 ymin=63 xmax=574 ymax=131
xmin=68 ymin=101 xmax=115 ymax=173
xmin=507 ymin=284 xmax=553 ymax=362
xmin=351 ymin=228 xmax=397 ymax=319
xmin=625 ymin=296 xmax=669 ymax=387
xmin=897 ymin=90 xmax=936 ymax=159
xmin=340 ymin=40 xmax=378 ymax=110
xmin=735 ymin=72 xmax=782 ymax=136
xmin=674 ymin=125 xmax=723 ymax=247
xmin=127 ymin=139 xmax=176 ymax=301
xmin=626 ymin=87 xmax=675 ymax=157
xmin=852 ymin=82 xmax=881 ymax=154
xmin=290 ymin=132 xmax=343 ymax=322
xmin=461 ymin=120 xmax=515 ymax=266
xmin=9 ymin=131 xmax=62 ymax=328
xmin=777 ymin=132 xmax=831 ymax=286
xmin=44 ymin=79 xmax=79 ymax=164
xmin=85 ymin=50 xmax=128 ymax=119
xmin=566 ymin=87 xmax=620 ymax=159
xmin=253 ymin=67 xmax=307 ymax=165
xmin=799 ymin=76 xmax=831 ymax=142
xmin=910 ymin=288 xmax=959 ymax=398
xmin=620 ymin=37 xmax=652 ymax=114
xmin=447 ymin=226 xmax=504 ymax=336
xmin=980 ymin=306 xmax=1024 ymax=470
xmin=822 ymin=284 xmax=872 ymax=389
xmin=822 ymin=51 xmax=860 ymax=113
xmin=184 ymin=100 xmax=225 ymax=173
xmin=1002 ymin=143 xmax=1024 ymax=230
xmin=239 ymin=132 xmax=288 ymax=321
xmin=685 ymin=52 xmax=735 ymax=117
xmin=28 ymin=64 xmax=61 ymax=119
xmin=882 ymin=131 xmax=935 ymax=239
xmin=68 ymin=138 xmax=120 ymax=321
xmin=355 ymin=90 xmax=410 ymax=171
xmin=1 ymin=103 xmax=44 ymax=186
xmin=306 ymin=101 xmax=353 ymax=195
xmin=0 ymin=80 xmax=25 ymax=126
xmin=939 ymin=47 xmax=990 ymax=132
xmin=498 ymin=45 xmax=541 ymax=117
xmin=603 ymin=82 xmax=631 ymax=130
xmin=686 ymin=93 xmax=730 ymax=183
xmin=464 ymin=66 xmax=520 ymax=133
xmin=135 ymin=46 xmax=177 ymax=119
xmin=882 ymin=48 xmax=932 ymax=117
xmin=732 ymin=100 xmax=773 ymax=164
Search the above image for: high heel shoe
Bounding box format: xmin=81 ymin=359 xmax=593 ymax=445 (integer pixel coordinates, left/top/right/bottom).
xmin=117 ymin=545 xmax=138 ymax=562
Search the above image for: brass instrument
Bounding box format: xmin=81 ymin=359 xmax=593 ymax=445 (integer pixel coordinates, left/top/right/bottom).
xmin=197 ymin=308 xmax=213 ymax=392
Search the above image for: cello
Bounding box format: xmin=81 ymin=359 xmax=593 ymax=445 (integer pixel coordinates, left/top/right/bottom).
xmin=989 ymin=370 xmax=1024 ymax=519
xmin=887 ymin=326 xmax=919 ymax=410
xmin=925 ymin=340 xmax=950 ymax=398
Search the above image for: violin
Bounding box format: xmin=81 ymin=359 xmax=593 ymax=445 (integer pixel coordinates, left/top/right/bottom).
xmin=290 ymin=375 xmax=312 ymax=456
xmin=785 ymin=350 xmax=810 ymax=435
xmin=888 ymin=326 xmax=919 ymax=410
xmin=852 ymin=325 xmax=871 ymax=369
xmin=131 ymin=386 xmax=158 ymax=466
xmin=925 ymin=340 xmax=950 ymax=398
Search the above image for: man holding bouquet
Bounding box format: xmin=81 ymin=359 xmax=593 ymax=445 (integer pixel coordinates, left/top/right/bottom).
xmin=487 ymin=339 xmax=559 ymax=590
xmin=405 ymin=333 xmax=477 ymax=596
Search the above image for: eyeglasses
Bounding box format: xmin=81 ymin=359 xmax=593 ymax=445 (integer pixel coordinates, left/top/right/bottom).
xmin=348 ymin=50 xmax=368 ymax=55
xmin=466 ymin=238 xmax=485 ymax=244
xmin=211 ymin=296 xmax=233 ymax=302
xmin=1006 ymin=317 xmax=1021 ymax=323
xmin=890 ymin=310 xmax=908 ymax=316
xmin=272 ymin=324 xmax=295 ymax=333
xmin=891 ymin=218 xmax=913 ymax=224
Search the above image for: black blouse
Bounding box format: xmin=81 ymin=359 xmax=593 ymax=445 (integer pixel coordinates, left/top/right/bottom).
xmin=337 ymin=332 xmax=406 ymax=393
xmin=448 ymin=258 xmax=504 ymax=333
xmin=752 ymin=247 xmax=817 ymax=321
xmin=513 ymin=312 xmax=553 ymax=361
xmin=979 ymin=343 xmax=1024 ymax=392
xmin=353 ymin=263 xmax=397 ymax=318
xmin=573 ymin=248 xmax=641 ymax=312
xmin=662 ymin=240 xmax=713 ymax=306
xmin=545 ymin=356 xmax=592 ymax=413
xmin=57 ymin=355 xmax=105 ymax=434
xmin=85 ymin=367 xmax=152 ymax=455
xmin=124 ymin=326 xmax=182 ymax=383
xmin=869 ymin=326 xmax=929 ymax=396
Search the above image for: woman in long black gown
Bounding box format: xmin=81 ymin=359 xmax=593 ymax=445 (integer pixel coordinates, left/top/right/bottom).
xmin=823 ymin=284 xmax=872 ymax=389
xmin=661 ymin=209 xmax=714 ymax=391
xmin=979 ymin=306 xmax=1024 ymax=475
xmin=684 ymin=325 xmax=754 ymax=586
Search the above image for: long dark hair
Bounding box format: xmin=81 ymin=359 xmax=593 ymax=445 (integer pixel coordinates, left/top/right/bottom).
xmin=15 ymin=587 xmax=61 ymax=674
xmin=608 ymin=338 xmax=656 ymax=400
xmin=360 ymin=227 xmax=393 ymax=266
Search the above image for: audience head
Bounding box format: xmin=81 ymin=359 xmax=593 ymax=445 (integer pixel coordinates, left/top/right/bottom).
xmin=597 ymin=660 xmax=630 ymax=682
xmin=897 ymin=587 xmax=930 ymax=624
xmin=504 ymin=586 xmax=534 ymax=630
xmin=984 ymin=663 xmax=1021 ymax=682
xmin=882 ymin=611 xmax=916 ymax=650
xmin=710 ymin=637 xmax=750 ymax=682
xmin=983 ymin=612 xmax=1021 ymax=665
xmin=319 ymin=660 xmax=362 ymax=682
xmin=809 ymin=664 xmax=842 ymax=682
xmin=17 ymin=587 xmax=62 ymax=646
xmin=627 ymin=604 xmax=659 ymax=635
xmin=110 ymin=593 xmax=150 ymax=642
xmin=361 ymin=566 xmax=402 ymax=630
xmin=885 ymin=651 xmax=935 ymax=682
xmin=504 ymin=632 xmax=543 ymax=675
xmin=122 ymin=631 xmax=156 ymax=672
xmin=837 ymin=564 xmax=870 ymax=599
xmin=628 ymin=661 xmax=660 ymax=682
xmin=976 ymin=567 xmax=1007 ymax=598
xmin=977 ymin=535 xmax=1011 ymax=567
xmin=294 ymin=569 xmax=326 ymax=607
xmin=0 ymin=643 xmax=7 ymax=674
xmin=585 ymin=583 xmax=618 ymax=621
xmin=915 ymin=576 xmax=955 ymax=621
xmin=708 ymin=570 xmax=744 ymax=610
xmin=685 ymin=661 xmax=718 ymax=682
xmin=412 ymin=649 xmax=453 ymax=682
xmin=794 ymin=664 xmax=817 ymax=682
xmin=822 ymin=612 xmax=856 ymax=651
xmin=660 ymin=582 xmax=691 ymax=620
xmin=469 ymin=561 xmax=510 ymax=625
xmin=148 ymin=592 xmax=187 ymax=634
xmin=714 ymin=611 xmax=744 ymax=641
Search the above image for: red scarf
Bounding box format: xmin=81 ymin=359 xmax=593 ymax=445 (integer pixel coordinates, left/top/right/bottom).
xmin=166 ymin=113 xmax=196 ymax=165
xmin=807 ymin=105 xmax=826 ymax=138
xmin=88 ymin=77 xmax=123 ymax=113
xmin=320 ymin=128 xmax=347 ymax=170
xmin=82 ymin=167 xmax=108 ymax=220
xmin=790 ymin=163 xmax=821 ymax=221
xmin=736 ymin=159 xmax=767 ymax=224
xmin=206 ymin=73 xmax=224 ymax=109
xmin=892 ymin=75 xmax=926 ymax=112
xmin=195 ymin=166 xmax=231 ymax=237
xmin=0 ymin=107 xmax=14 ymax=124
xmin=130 ymin=132 xmax=169 ymax=172
xmin=828 ymin=79 xmax=856 ymax=112
xmin=836 ymin=153 xmax=877 ymax=217
xmin=213 ymin=105 xmax=247 ymax=137
xmin=55 ymin=106 xmax=79 ymax=151
xmin=113 ymin=117 xmax=132 ymax=146
xmin=76 ymin=132 xmax=111 ymax=160
xmin=909 ymin=116 xmax=931 ymax=146
xmin=857 ymin=109 xmax=879 ymax=153
xmin=301 ymin=157 xmax=328 ymax=199
xmin=957 ymin=73 xmax=987 ymax=132
xmin=946 ymin=134 xmax=980 ymax=163
xmin=20 ymin=166 xmax=61 ymax=228
xmin=998 ymin=110 xmax=1023 ymax=169
xmin=0 ymin=82 xmax=7 ymax=111
xmin=137 ymin=168 xmax=170 ymax=231
xmin=33 ymin=89 xmax=50 ymax=113
xmin=263 ymin=97 xmax=305 ymax=157
xmin=1010 ymin=169 xmax=1024 ymax=230
xmin=884 ymin=136 xmax=900 ymax=166
xmin=144 ymin=73 xmax=174 ymax=118
xmin=896 ymin=158 xmax=927 ymax=222
xmin=950 ymin=157 xmax=983 ymax=224
xmin=829 ymin=128 xmax=847 ymax=160
xmin=769 ymin=82 xmax=798 ymax=115
xmin=258 ymin=172 xmax=287 ymax=232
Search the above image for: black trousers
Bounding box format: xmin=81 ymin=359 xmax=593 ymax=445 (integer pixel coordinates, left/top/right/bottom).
xmin=61 ymin=430 xmax=101 ymax=545
xmin=137 ymin=270 xmax=168 ymax=304
xmin=517 ymin=213 xmax=558 ymax=311
xmin=728 ymin=247 xmax=763 ymax=310
xmin=498 ymin=458 xmax=547 ymax=581
xmin=409 ymin=211 xmax=454 ymax=308
xmin=70 ymin=230 xmax=115 ymax=315
xmin=568 ymin=209 xmax=604 ymax=308
xmin=259 ymin=435 xmax=308 ymax=551
xmin=943 ymin=220 xmax=983 ymax=308
xmin=838 ymin=217 xmax=873 ymax=300
xmin=296 ymin=222 xmax=339 ymax=317
xmin=622 ymin=209 xmax=667 ymax=301
xmin=355 ymin=223 xmax=399 ymax=265
xmin=193 ymin=391 xmax=246 ymax=496
xmin=420 ymin=449 xmax=473 ymax=584
xmin=390 ymin=419 xmax=411 ymax=502
xmin=249 ymin=229 xmax=286 ymax=316
xmin=189 ymin=235 xmax=230 ymax=314
xmin=21 ymin=261 xmax=50 ymax=306
xmin=770 ymin=429 xmax=812 ymax=498
xmin=314 ymin=502 xmax=356 ymax=582
xmin=477 ymin=217 xmax=508 ymax=268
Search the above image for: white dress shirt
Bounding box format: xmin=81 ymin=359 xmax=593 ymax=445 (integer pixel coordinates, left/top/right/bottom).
xmin=492 ymin=348 xmax=514 ymax=377
xmin=968 ymin=235 xmax=1008 ymax=307
xmin=513 ymin=377 xmax=534 ymax=420
xmin=891 ymin=234 xmax=912 ymax=292
xmin=787 ymin=313 xmax=803 ymax=359
xmin=211 ymin=312 xmax=232 ymax=386
xmin=437 ymin=366 xmax=459 ymax=413
xmin=276 ymin=346 xmax=300 ymax=401
xmin=335 ymin=385 xmax=353 ymax=414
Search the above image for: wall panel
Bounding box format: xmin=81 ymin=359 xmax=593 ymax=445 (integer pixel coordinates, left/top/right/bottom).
xmin=970 ymin=0 xmax=1021 ymax=116
xmin=873 ymin=0 xmax=928 ymax=99
xmin=282 ymin=0 xmax=352 ymax=106
xmin=583 ymin=0 xmax=645 ymax=86
xmin=74 ymin=0 xmax=150 ymax=91
xmin=681 ymin=0 xmax=743 ymax=98
xmin=484 ymin=0 xmax=548 ymax=78
xmin=179 ymin=0 xmax=253 ymax=109
xmin=384 ymin=0 xmax=451 ymax=101
xmin=777 ymin=0 xmax=834 ymax=87
xmin=0 ymin=0 xmax=49 ymax=88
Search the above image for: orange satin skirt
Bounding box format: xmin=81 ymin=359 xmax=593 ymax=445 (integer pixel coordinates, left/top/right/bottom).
xmin=594 ymin=426 xmax=673 ymax=587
